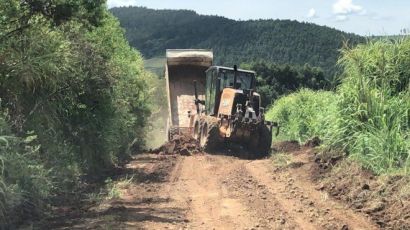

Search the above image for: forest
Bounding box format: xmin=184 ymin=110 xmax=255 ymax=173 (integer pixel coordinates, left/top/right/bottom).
xmin=244 ymin=62 xmax=329 ymax=107
xmin=111 ymin=6 xmax=365 ymax=78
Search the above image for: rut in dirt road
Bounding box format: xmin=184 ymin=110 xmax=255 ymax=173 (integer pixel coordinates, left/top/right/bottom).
xmin=48 ymin=152 xmax=379 ymax=230
xmin=141 ymin=153 xmax=378 ymax=230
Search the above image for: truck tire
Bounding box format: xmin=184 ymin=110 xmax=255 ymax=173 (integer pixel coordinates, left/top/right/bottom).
xmin=168 ymin=127 xmax=179 ymax=141
xmin=199 ymin=120 xmax=221 ymax=152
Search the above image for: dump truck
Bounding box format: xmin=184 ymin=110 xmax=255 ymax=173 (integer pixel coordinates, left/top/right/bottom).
xmin=165 ymin=49 xmax=213 ymax=139
xmin=165 ymin=49 xmax=278 ymax=156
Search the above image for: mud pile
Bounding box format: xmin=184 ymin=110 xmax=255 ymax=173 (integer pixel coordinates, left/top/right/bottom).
xmin=272 ymin=141 xmax=301 ymax=152
xmin=318 ymin=161 xmax=410 ymax=229
xmin=150 ymin=134 xmax=201 ymax=156
xmin=304 ymin=137 xmax=322 ymax=148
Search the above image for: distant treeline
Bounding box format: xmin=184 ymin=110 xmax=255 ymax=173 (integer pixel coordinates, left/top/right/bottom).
xmin=243 ymin=62 xmax=329 ymax=107
xmin=111 ymin=6 xmax=365 ymax=78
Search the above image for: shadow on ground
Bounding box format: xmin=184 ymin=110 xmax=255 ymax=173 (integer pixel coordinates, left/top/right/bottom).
xmin=48 ymin=199 xmax=185 ymax=229
xmin=40 ymin=155 xmax=182 ymax=229
xmin=209 ymin=142 xmax=271 ymax=160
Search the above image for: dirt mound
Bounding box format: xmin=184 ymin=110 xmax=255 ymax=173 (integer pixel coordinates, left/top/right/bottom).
xmin=150 ymin=134 xmax=201 ymax=156
xmin=272 ymin=141 xmax=301 ymax=152
xmin=270 ymin=143 xmax=410 ymax=229
xmin=316 ymin=160 xmax=410 ymax=229
xmin=304 ymin=137 xmax=322 ymax=147
xmin=309 ymin=149 xmax=346 ymax=181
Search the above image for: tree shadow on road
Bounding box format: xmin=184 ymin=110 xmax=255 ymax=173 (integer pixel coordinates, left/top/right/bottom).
xmin=39 ymin=155 xmax=184 ymax=229
xmin=208 ymin=143 xmax=271 ymax=160
xmin=47 ymin=199 xmax=185 ymax=229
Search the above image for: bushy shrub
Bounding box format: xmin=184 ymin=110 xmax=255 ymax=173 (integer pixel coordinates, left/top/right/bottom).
xmin=0 ymin=113 xmax=51 ymax=229
xmin=0 ymin=1 xmax=152 ymax=227
xmin=266 ymin=89 xmax=338 ymax=143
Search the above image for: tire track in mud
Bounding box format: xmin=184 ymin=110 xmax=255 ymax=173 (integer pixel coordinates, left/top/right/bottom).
xmin=222 ymin=163 xmax=306 ymax=229
xmin=144 ymin=153 xmax=378 ymax=230
xmin=244 ymin=154 xmax=379 ymax=230
xmin=180 ymin=156 xmax=252 ymax=229
xmin=48 ymin=153 xmax=379 ymax=229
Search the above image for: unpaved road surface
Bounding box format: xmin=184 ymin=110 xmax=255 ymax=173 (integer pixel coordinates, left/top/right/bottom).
xmin=51 ymin=149 xmax=380 ymax=230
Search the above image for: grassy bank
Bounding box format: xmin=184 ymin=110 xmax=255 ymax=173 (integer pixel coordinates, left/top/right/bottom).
xmin=267 ymin=38 xmax=410 ymax=174
xmin=266 ymin=89 xmax=338 ymax=143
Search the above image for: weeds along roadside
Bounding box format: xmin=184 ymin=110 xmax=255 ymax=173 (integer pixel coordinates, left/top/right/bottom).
xmin=0 ymin=2 xmax=153 ymax=228
xmin=267 ymin=38 xmax=410 ymax=175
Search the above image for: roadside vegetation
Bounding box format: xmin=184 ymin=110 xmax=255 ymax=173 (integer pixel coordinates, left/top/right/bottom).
xmin=266 ymin=89 xmax=338 ymax=143
xmin=0 ymin=1 xmax=408 ymax=228
xmin=0 ymin=1 xmax=153 ymax=228
xmin=243 ymin=62 xmax=330 ymax=107
xmin=267 ymin=38 xmax=410 ymax=175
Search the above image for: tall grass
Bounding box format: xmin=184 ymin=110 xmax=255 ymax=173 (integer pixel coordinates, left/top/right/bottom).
xmin=333 ymin=39 xmax=410 ymax=174
xmin=266 ymin=89 xmax=338 ymax=143
xmin=267 ymin=38 xmax=410 ymax=174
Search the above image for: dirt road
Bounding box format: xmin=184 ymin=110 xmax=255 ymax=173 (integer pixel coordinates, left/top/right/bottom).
xmin=53 ymin=148 xmax=380 ymax=230
xmin=143 ymin=153 xmax=377 ymax=230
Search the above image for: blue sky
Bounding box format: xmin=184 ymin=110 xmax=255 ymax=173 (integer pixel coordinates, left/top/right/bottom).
xmin=107 ymin=0 xmax=410 ymax=35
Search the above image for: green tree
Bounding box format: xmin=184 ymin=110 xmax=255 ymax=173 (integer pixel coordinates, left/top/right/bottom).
xmin=243 ymin=62 xmax=329 ymax=107
xmin=0 ymin=1 xmax=151 ymax=227
xmin=111 ymin=6 xmax=365 ymax=78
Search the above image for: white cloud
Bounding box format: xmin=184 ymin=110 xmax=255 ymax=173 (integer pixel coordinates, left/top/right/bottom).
xmin=333 ymin=0 xmax=364 ymax=15
xmin=307 ymin=8 xmax=318 ymax=19
xmin=332 ymin=0 xmax=366 ymax=21
xmin=107 ymin=0 xmax=139 ymax=8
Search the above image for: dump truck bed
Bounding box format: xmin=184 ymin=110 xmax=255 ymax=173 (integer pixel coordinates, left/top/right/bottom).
xmin=165 ymin=49 xmax=213 ymax=135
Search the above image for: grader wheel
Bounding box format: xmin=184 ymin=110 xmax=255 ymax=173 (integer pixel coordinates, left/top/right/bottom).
xmin=193 ymin=120 xmax=201 ymax=141
xmin=199 ymin=119 xmax=221 ymax=152
xmin=249 ymin=125 xmax=272 ymax=157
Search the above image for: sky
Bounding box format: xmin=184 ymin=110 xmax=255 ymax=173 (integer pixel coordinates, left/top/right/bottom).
xmin=107 ymin=0 xmax=410 ymax=36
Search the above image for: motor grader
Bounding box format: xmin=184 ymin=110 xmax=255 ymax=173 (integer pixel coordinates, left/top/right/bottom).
xmin=165 ymin=49 xmax=277 ymax=156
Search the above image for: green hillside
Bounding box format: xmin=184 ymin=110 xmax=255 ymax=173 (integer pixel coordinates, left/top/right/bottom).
xmin=144 ymin=57 xmax=166 ymax=76
xmin=111 ymin=7 xmax=365 ymax=77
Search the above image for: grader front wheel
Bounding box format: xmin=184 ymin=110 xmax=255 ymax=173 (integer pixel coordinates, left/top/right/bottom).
xmin=249 ymin=125 xmax=272 ymax=157
xmin=193 ymin=120 xmax=200 ymax=141
xmin=199 ymin=121 xmax=221 ymax=152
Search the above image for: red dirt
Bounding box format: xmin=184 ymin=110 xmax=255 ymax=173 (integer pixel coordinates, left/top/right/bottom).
xmin=280 ymin=143 xmax=410 ymax=229
xmin=318 ymin=161 xmax=410 ymax=229
xmin=149 ymin=133 xmax=201 ymax=156
xmin=304 ymin=137 xmax=322 ymax=148
xmin=272 ymin=140 xmax=301 ymax=152
xmin=39 ymin=142 xmax=410 ymax=229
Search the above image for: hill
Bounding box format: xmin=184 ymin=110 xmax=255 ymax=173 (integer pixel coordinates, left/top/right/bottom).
xmin=111 ymin=7 xmax=365 ymax=77
xmin=144 ymin=57 xmax=166 ymax=76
